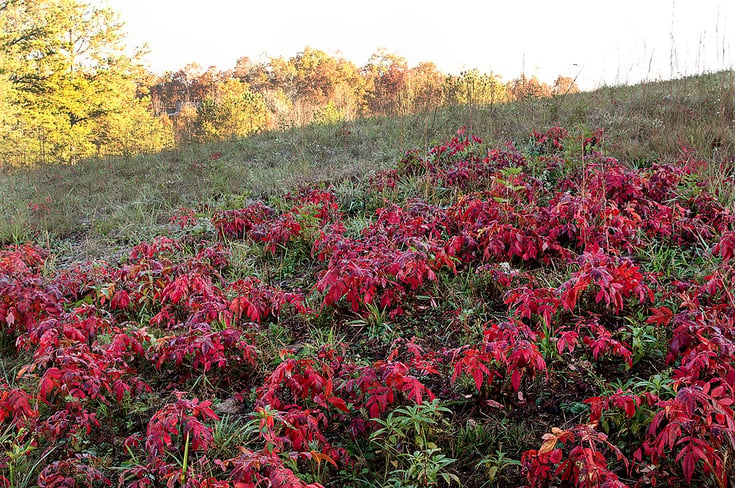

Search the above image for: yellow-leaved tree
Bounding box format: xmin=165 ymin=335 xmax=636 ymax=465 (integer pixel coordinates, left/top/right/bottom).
xmin=194 ymin=78 xmax=270 ymax=142
xmin=443 ymin=69 xmax=508 ymax=108
xmin=0 ymin=0 xmax=171 ymax=166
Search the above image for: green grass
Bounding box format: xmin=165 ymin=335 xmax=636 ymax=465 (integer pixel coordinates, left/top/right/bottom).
xmin=1 ymin=70 xmax=733 ymax=260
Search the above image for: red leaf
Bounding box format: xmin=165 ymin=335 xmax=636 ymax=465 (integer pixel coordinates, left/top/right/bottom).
xmin=647 ymin=306 xmax=673 ymax=327
xmin=472 ymin=368 xmax=484 ymax=391
xmin=327 ymin=396 xmax=350 ymax=413
xmin=511 ymin=369 xmax=521 ymax=391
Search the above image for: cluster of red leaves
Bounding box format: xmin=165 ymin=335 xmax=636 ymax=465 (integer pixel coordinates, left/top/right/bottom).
xmin=521 ymin=248 xmax=735 ymax=486
xmin=228 ymin=277 xmax=310 ymax=325
xmin=361 ymin=131 xmax=735 ymax=486
xmin=120 ymin=393 xmax=221 ymax=487
xmin=314 ymin=201 xmax=448 ymax=315
xmin=530 ymin=126 xmax=569 ymax=154
xmin=253 ymin=340 xmax=437 ymax=454
xmin=523 ymin=423 xmax=629 ymax=488
xmin=0 ymin=244 xmax=63 ymax=337
xmin=450 ymin=318 xmax=546 ymax=393
xmin=446 ymin=194 xmax=570 ymax=264
xmin=0 ymin=235 xmax=317 ymax=486
xmin=212 ymin=188 xmax=341 ymax=253
xmin=4 ymin=127 xmax=735 ymax=487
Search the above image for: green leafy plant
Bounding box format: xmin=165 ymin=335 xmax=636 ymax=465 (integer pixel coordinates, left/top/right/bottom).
xmin=369 ymin=400 xmax=457 ymax=486
xmin=479 ymin=450 xmax=521 ymax=484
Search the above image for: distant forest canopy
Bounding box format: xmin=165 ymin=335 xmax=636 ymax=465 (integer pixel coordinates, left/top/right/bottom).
xmin=0 ymin=0 xmax=578 ymax=166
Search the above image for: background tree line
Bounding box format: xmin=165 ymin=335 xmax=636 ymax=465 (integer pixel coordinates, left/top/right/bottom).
xmin=0 ymin=0 xmax=578 ymax=166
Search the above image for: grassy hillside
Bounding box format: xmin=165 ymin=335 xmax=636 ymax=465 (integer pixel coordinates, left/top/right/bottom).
xmin=1 ymin=71 xmax=733 ymax=258
xmin=0 ymin=71 xmax=734 ymax=487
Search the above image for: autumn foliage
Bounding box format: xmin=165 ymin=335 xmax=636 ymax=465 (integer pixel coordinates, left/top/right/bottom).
xmin=1 ymin=127 xmax=734 ymax=486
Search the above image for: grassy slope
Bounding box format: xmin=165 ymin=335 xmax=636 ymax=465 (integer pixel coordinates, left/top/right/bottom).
xmin=1 ymin=71 xmax=733 ymax=260
xmin=0 ymin=70 xmax=734 ymax=486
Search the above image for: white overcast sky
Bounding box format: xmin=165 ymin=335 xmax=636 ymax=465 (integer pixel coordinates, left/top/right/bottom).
xmin=96 ymin=0 xmax=733 ymax=90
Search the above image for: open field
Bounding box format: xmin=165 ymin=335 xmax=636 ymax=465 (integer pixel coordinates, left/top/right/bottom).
xmin=1 ymin=72 xmax=735 ymax=487
xmin=1 ymin=71 xmax=733 ymax=257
